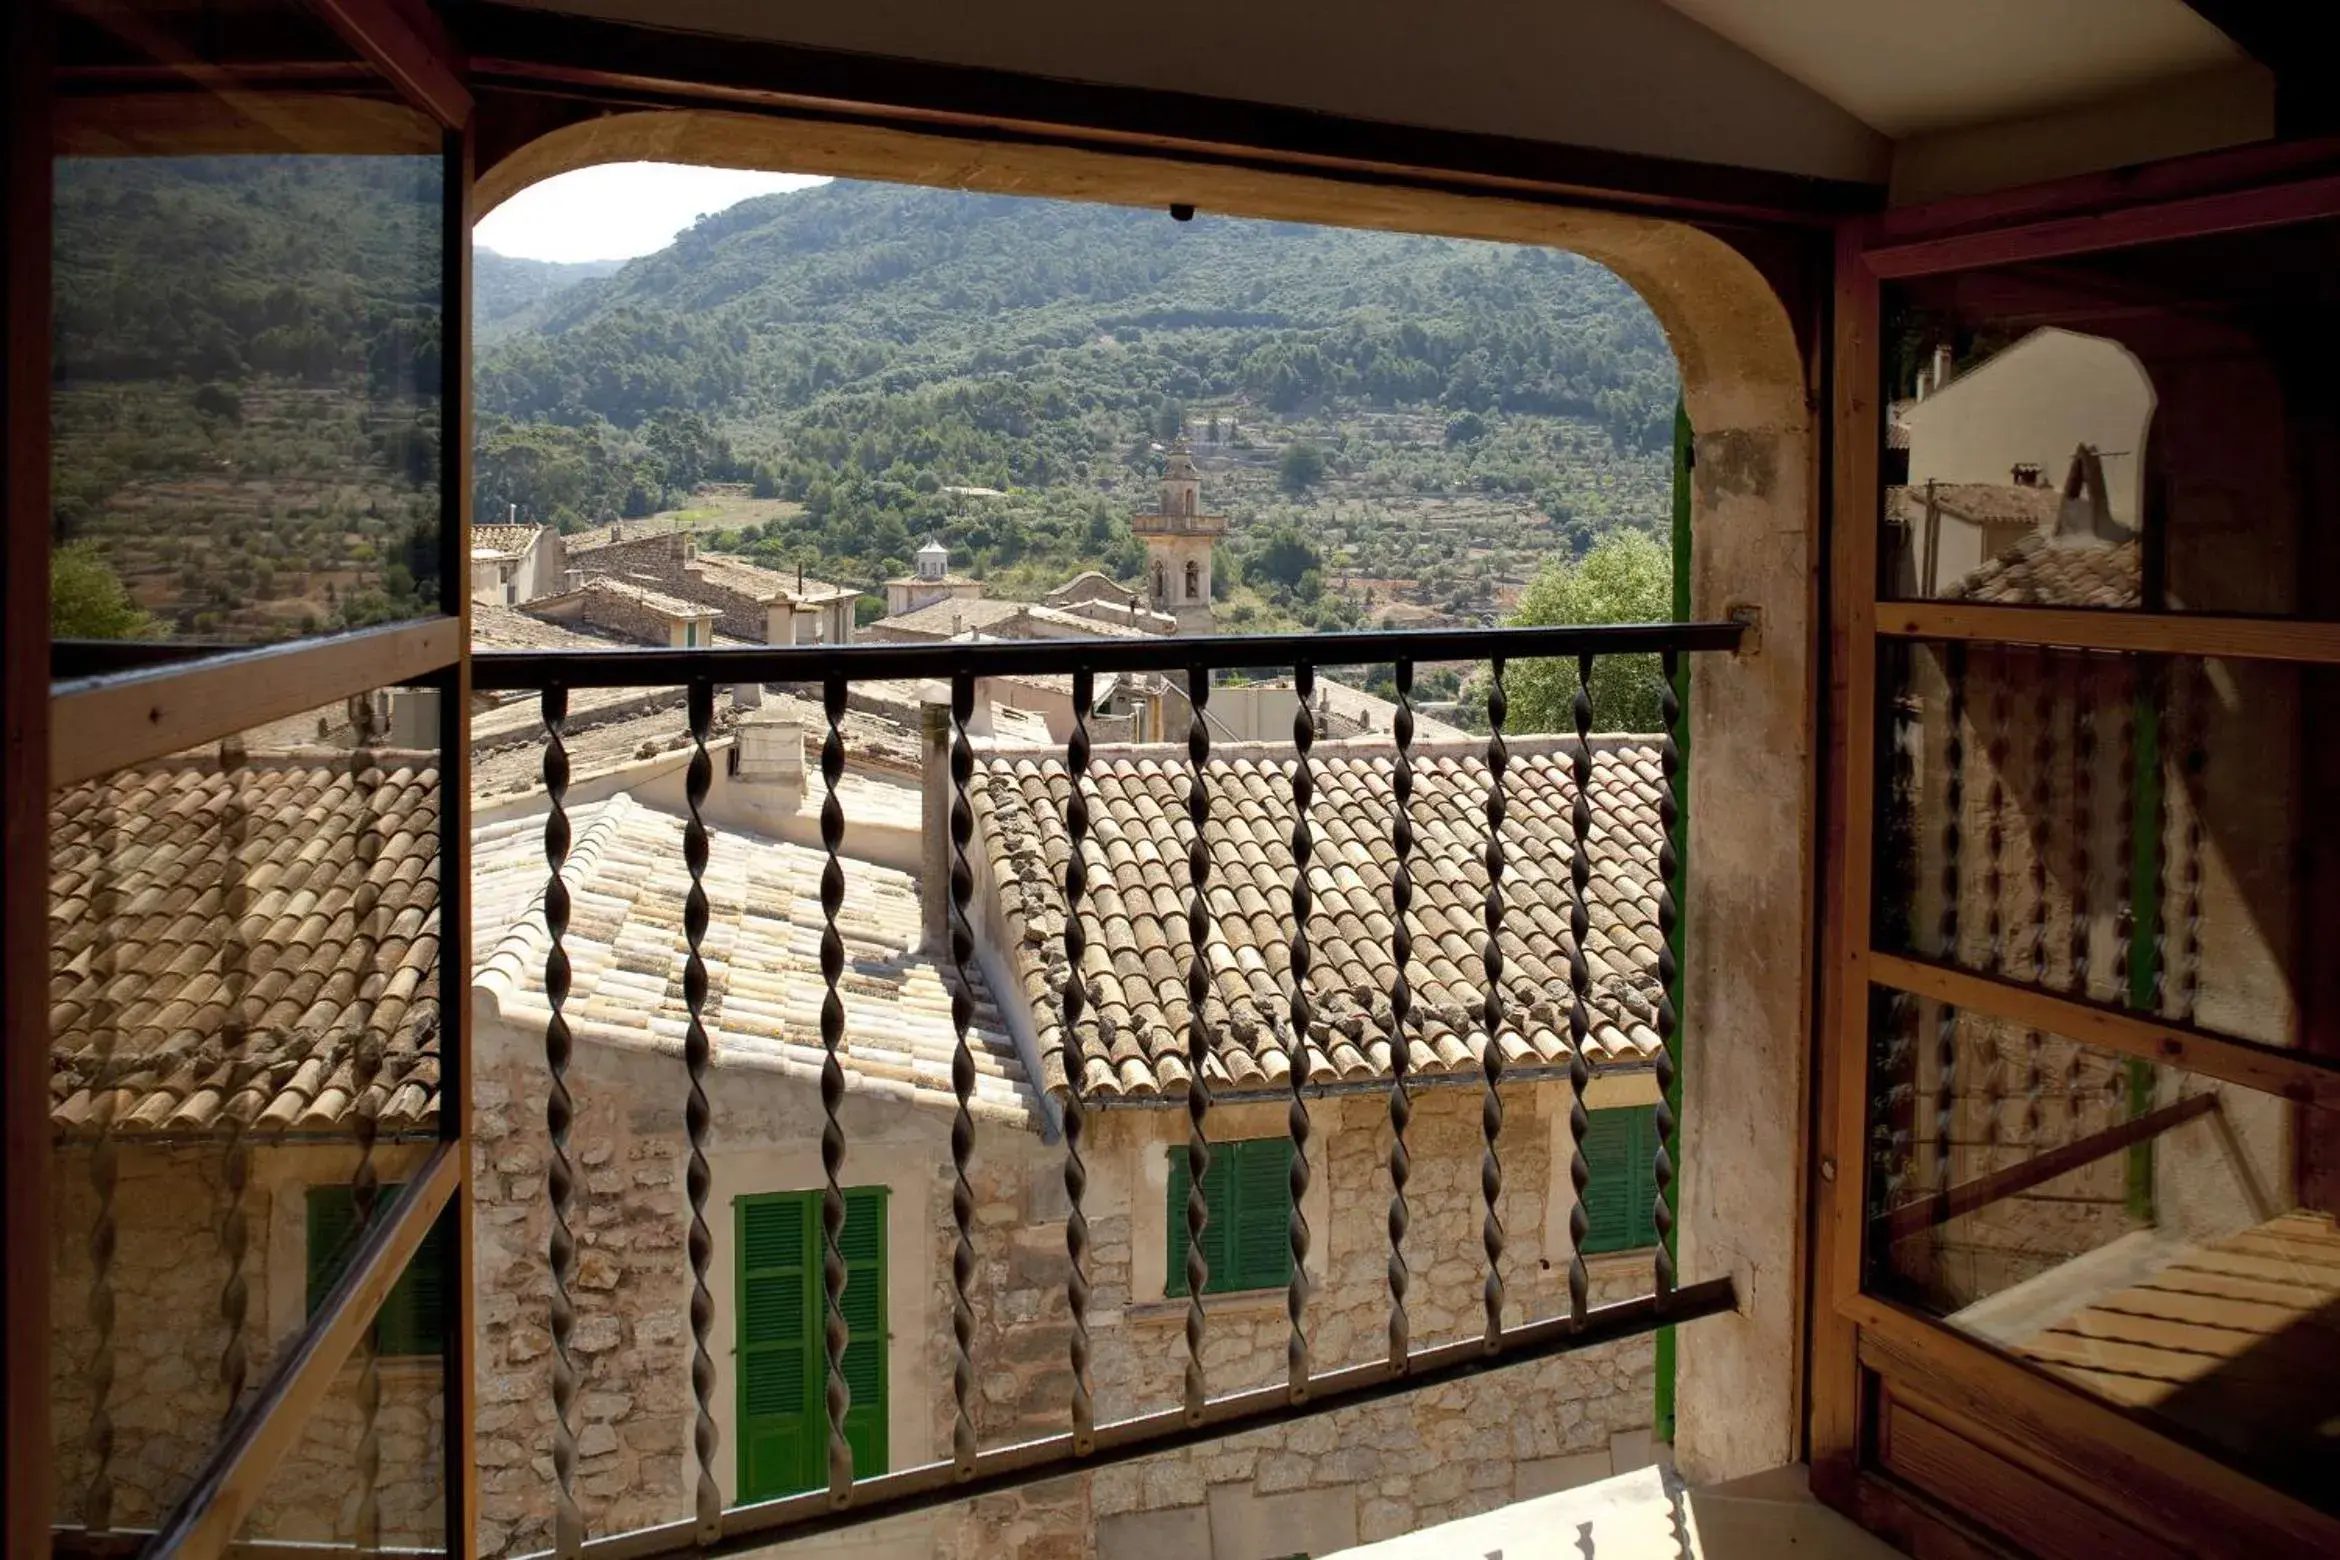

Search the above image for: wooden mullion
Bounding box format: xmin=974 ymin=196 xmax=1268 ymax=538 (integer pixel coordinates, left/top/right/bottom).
xmin=3 ymin=2 xmax=55 ymax=1552
xmin=1879 ymin=602 xmax=2340 ymax=667
xmin=1868 ymin=950 xmax=2340 ymax=1112
xmin=438 ymin=112 xmax=480 ymax=1560
xmin=1848 ymin=1298 xmax=2340 ymax=1558
xmin=1808 ymin=221 xmax=1881 ymax=1502
xmin=146 ymin=1143 xmax=462 ymax=1560
xmin=51 ymin=617 xmax=460 ymax=788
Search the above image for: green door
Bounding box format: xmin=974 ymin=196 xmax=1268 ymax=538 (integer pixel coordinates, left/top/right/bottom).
xmin=736 ymin=1187 xmax=889 ymax=1502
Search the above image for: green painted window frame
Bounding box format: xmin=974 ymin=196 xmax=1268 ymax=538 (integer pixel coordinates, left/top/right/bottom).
xmin=304 ymin=1183 xmax=450 ymax=1359
xmin=1579 ymin=1105 xmax=1662 ymax=1255
xmin=735 ymin=1186 xmax=889 ymax=1503
xmin=1165 ymin=1136 xmax=1294 ymax=1297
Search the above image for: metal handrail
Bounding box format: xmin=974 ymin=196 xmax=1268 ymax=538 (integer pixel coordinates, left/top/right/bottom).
xmin=471 ymin=619 xmax=1746 ymax=689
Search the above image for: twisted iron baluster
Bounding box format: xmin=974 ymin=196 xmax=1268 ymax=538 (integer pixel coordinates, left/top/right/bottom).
xmin=1653 ymin=650 xmax=1680 ymax=1298
xmin=1934 ymin=644 xmax=1966 ymax=1221
xmin=2177 ymin=663 xmax=2204 ymax=1026
xmin=950 ymin=672 xmax=981 ymax=1471
xmin=2067 ymin=657 xmax=2096 ymax=1138
xmin=347 ymin=695 xmax=384 ymax=1557
xmin=1565 ymin=653 xmax=1593 ymax=1325
xmin=1386 ymin=659 xmax=1416 ymax=1370
xmin=1182 ymin=666 xmax=1214 ymax=1423
xmin=2025 ymin=658 xmax=2054 ymax=1144
xmin=819 ymin=674 xmax=854 ymax=1503
xmin=1287 ymin=663 xmax=1316 ymax=1400
xmin=1061 ymin=670 xmax=1096 ymax=1454
xmin=682 ymin=681 xmax=721 ymax=1540
xmin=216 ymin=736 xmax=254 ymax=1422
xmin=1981 ymin=663 xmax=2010 ymax=1163
xmin=84 ymin=780 xmax=121 ymax=1533
xmin=542 ymin=687 xmax=583 ymax=1558
xmin=1483 ymin=657 xmax=1511 ymax=1347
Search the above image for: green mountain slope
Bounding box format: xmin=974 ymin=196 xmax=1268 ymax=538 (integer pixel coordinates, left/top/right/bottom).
xmin=474 ymin=178 xmax=1680 ymax=620
xmin=474 ymin=250 xmax=625 ymax=344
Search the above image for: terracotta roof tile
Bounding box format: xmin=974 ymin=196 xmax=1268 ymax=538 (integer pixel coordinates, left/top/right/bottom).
xmin=1946 ymin=533 xmax=2140 ymax=608
xmin=50 ymin=754 xmax=441 ymax=1136
xmin=973 ymin=737 xmax=1670 ymax=1100
xmin=471 ymin=796 xmax=1039 ymax=1126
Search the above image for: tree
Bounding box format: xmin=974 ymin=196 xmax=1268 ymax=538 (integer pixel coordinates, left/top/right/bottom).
xmin=1278 ymin=440 xmax=1327 ymax=494
xmin=1251 ymin=526 xmax=1320 ymax=591
xmin=1501 ymin=531 xmax=1671 ymax=733
xmin=52 ymin=542 xmax=156 ymax=640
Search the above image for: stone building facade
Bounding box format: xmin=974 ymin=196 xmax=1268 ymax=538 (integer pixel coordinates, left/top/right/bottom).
xmin=570 ymin=530 xmax=859 ymax=644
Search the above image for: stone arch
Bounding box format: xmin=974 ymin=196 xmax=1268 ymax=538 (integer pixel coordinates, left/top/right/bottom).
xmin=480 ymin=108 xmax=1816 ymax=1483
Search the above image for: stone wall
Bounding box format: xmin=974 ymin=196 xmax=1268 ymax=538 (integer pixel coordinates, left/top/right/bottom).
xmin=49 ymin=1137 xmax=445 ymax=1544
xmin=572 ymin=534 xmax=768 ymax=640
xmin=470 ymin=1010 xmax=1663 ymax=1560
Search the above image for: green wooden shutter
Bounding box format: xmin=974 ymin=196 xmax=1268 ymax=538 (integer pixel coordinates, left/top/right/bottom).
xmin=1227 ymin=1138 xmax=1296 ymax=1291
xmin=737 ymin=1193 xmax=818 ymax=1501
xmin=1580 ymin=1107 xmax=1660 ymax=1255
xmin=1165 ymin=1146 xmax=1237 ymax=1298
xmin=304 ymin=1183 xmax=447 ymax=1359
xmin=837 ymin=1186 xmax=889 ymax=1481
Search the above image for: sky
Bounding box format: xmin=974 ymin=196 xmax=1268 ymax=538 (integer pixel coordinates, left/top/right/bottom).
xmin=474 ymin=163 xmax=830 ymax=264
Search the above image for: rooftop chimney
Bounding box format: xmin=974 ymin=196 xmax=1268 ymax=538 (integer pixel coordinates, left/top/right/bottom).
xmin=1931 ymin=343 xmax=1954 ymax=397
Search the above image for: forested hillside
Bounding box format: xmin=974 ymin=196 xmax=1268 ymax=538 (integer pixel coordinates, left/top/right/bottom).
xmin=475 ymin=179 xmax=1679 ymax=627
xmin=474 ymin=250 xmax=625 ymax=343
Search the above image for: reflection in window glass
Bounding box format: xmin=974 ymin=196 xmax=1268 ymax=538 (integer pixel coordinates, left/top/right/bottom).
xmin=1865 ymin=993 xmax=2340 ymax=1513
xmin=51 ymin=14 xmax=445 ymax=652
xmin=48 ymin=684 xmax=444 ymax=1533
xmin=1874 ymin=640 xmax=2319 ymax=1054
xmin=1881 ymin=218 xmax=2340 ymax=617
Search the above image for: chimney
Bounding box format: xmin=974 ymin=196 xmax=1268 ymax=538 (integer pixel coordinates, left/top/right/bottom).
xmin=508 ymin=502 xmax=518 ymax=525
xmin=731 ymin=712 xmax=805 ymax=808
xmin=919 ymin=691 xmax=953 ymax=953
xmin=1931 ymin=343 xmax=1954 ymax=396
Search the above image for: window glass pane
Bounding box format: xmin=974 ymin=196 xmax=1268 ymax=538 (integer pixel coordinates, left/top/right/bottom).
xmin=48 ymin=682 xmax=444 ymax=1537
xmin=52 ymin=0 xmax=447 ymax=660
xmin=233 ymin=1332 xmax=448 ymax=1554
xmin=1880 ymin=218 xmax=2340 ymax=618
xmin=1872 ymin=640 xmax=2331 ymax=1055
xmin=1863 ymin=985 xmax=2340 ymax=1516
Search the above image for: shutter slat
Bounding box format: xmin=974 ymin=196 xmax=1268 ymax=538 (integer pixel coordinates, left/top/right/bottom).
xmin=737 ymin=1192 xmax=820 ymax=1501
xmin=839 ymin=1185 xmax=889 ymax=1481
xmin=1230 ymin=1139 xmax=1295 ymax=1291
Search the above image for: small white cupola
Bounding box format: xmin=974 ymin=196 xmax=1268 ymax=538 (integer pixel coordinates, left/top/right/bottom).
xmin=916 ymin=536 xmax=949 ymax=581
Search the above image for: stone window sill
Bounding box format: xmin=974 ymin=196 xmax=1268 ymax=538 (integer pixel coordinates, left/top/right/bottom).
xmin=1125 ymin=1288 xmax=1288 ymax=1324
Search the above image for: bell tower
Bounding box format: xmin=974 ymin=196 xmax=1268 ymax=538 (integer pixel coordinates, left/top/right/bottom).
xmin=1131 ymin=438 xmax=1227 ymax=634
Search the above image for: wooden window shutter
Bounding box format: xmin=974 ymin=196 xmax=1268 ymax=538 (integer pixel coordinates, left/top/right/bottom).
xmin=1167 ymin=1139 xmax=1294 ymax=1297
xmin=305 ymin=1183 xmax=447 ymax=1358
xmin=1227 ymin=1138 xmax=1296 ymax=1291
xmin=837 ymin=1186 xmax=889 ymax=1480
xmin=736 ymin=1192 xmax=818 ymax=1501
xmin=1165 ymin=1144 xmax=1236 ymax=1298
xmin=1579 ymin=1107 xmax=1659 ymax=1255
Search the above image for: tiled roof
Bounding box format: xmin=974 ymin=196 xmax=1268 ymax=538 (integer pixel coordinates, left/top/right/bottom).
xmin=871 ymin=596 xmax=1030 ymax=638
xmin=691 ymin=554 xmax=857 ymax=606
xmin=472 ymin=796 xmax=1038 ymax=1125
xmin=50 ymin=755 xmax=442 ymax=1136
xmin=971 ymin=736 xmax=1671 ymax=1101
xmin=471 ymin=523 xmax=542 ymax=556
xmin=556 ymin=576 xmax=713 ymax=620
xmin=1251 ymin=675 xmax=1474 ymax=743
xmin=1045 ymin=570 xmax=1140 ymax=607
xmin=1888 ymin=483 xmax=2061 ymax=533
xmin=1946 ymin=533 xmax=2140 ymax=608
xmin=470 ymin=604 xmax=630 ymax=654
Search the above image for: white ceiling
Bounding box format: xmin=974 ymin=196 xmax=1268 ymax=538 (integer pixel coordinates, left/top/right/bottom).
xmin=1655 ymin=0 xmax=2245 ymax=137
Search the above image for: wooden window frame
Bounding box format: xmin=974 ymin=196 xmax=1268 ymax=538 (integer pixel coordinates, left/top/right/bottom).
xmin=1810 ymin=153 xmax=2340 ymax=1556
xmin=10 ymin=4 xmax=480 ymax=1555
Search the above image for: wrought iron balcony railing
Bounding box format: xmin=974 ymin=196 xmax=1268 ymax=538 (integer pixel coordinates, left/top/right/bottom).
xmin=469 ymin=619 xmax=1744 ymax=1560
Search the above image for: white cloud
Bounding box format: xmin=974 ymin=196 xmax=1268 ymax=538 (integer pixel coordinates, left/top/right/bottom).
xmin=474 ymin=163 xmax=830 ymax=263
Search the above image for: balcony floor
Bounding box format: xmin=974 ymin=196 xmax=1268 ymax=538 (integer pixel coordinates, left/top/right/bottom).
xmin=1328 ymin=1464 xmax=1902 ymax=1560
